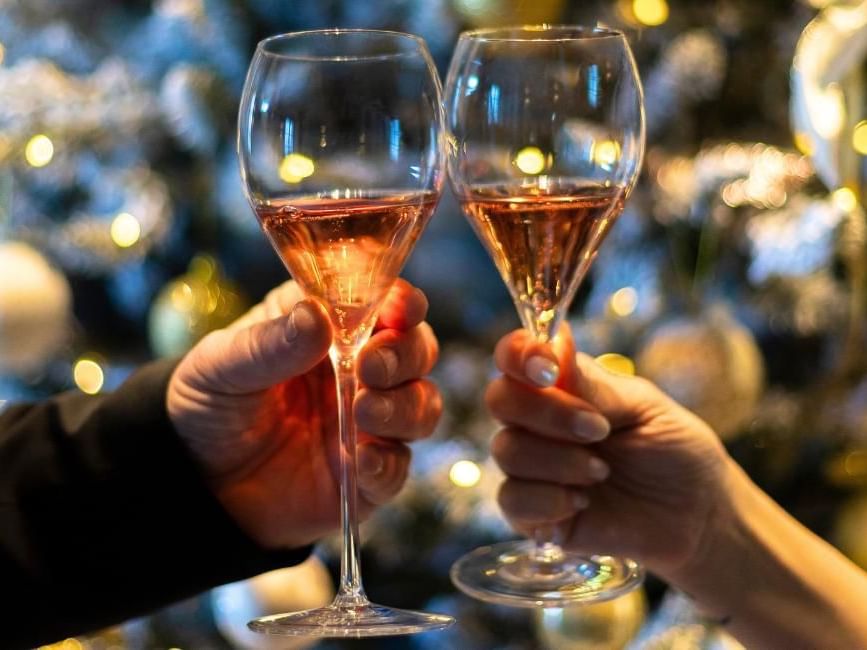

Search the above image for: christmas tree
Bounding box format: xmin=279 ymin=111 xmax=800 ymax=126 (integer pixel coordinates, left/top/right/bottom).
xmin=3 ymin=0 xmax=867 ymax=647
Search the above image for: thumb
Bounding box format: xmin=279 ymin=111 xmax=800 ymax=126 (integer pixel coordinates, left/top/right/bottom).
xmin=572 ymin=350 xmax=670 ymax=429
xmin=191 ymin=299 xmax=332 ymax=394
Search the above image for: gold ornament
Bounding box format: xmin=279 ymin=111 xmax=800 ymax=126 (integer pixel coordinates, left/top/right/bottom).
xmin=636 ymin=307 xmax=764 ymax=441
xmin=148 ymin=254 xmax=246 ymax=357
xmin=452 ymin=0 xmax=565 ymax=28
xmin=534 ymin=588 xmax=646 ymax=650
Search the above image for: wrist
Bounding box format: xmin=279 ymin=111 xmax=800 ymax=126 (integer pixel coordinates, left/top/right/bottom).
xmin=659 ymin=454 xmax=750 ymax=611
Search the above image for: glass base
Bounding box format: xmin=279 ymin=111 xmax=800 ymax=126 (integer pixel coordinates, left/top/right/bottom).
xmin=450 ymin=541 xmax=643 ymax=607
xmin=247 ymin=600 xmax=454 ymax=638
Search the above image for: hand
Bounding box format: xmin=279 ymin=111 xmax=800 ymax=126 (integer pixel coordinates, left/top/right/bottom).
xmin=486 ymin=326 xmax=732 ymax=579
xmin=167 ymin=279 xmax=440 ymax=550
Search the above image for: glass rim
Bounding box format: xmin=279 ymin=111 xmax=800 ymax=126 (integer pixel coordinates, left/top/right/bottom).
xmin=457 ymin=24 xmax=626 ymax=42
xmin=256 ymin=28 xmax=429 ymax=62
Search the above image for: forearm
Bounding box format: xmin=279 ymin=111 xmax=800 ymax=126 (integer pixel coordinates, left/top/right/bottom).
xmin=0 ymin=360 xmax=307 ymax=648
xmin=665 ymin=459 xmax=867 ymax=650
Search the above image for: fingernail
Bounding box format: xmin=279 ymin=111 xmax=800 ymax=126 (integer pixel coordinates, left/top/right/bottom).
xmin=358 ymin=446 xmax=385 ymax=477
xmin=365 ymin=394 xmax=394 ymax=424
xmin=587 ymin=457 xmax=610 ymax=481
xmin=525 ymin=355 xmax=559 ymax=387
xmin=571 ymin=411 xmax=610 ymax=441
xmin=572 ymin=492 xmax=590 ymax=510
xmin=375 ymin=347 xmax=399 ymax=383
xmin=286 ymin=302 xmax=317 ymax=342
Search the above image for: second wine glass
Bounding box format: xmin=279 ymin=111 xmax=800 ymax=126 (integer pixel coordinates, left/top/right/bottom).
xmin=445 ymin=25 xmax=646 ymax=607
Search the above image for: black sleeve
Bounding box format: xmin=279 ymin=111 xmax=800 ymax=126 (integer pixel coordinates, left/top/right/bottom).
xmin=0 ymin=359 xmax=309 ymax=649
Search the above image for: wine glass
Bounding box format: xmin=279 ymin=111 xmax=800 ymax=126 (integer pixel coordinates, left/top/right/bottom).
xmin=445 ymin=25 xmax=646 ymax=606
xmin=237 ymin=29 xmax=453 ymax=637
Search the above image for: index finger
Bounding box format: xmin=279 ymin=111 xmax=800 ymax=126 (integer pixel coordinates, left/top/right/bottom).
xmin=375 ymin=278 xmax=428 ymax=332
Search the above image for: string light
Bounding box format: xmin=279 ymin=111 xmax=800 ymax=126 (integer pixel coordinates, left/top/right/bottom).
xmin=632 ymin=0 xmax=669 ymax=26
xmin=514 ymin=146 xmax=546 ymax=175
xmin=449 ymin=460 xmax=481 ymax=488
xmin=110 ymin=212 xmax=141 ymax=248
xmin=73 ymin=358 xmax=104 ymax=395
xmin=279 ymin=153 xmax=315 ymax=183
xmin=24 ymin=134 xmax=54 ymax=167
xmin=609 ymin=287 xmax=638 ymax=317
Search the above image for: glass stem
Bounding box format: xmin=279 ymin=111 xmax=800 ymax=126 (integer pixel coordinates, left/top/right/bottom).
xmin=527 ymin=321 xmax=566 ymax=566
xmin=330 ymin=346 xmax=368 ymax=608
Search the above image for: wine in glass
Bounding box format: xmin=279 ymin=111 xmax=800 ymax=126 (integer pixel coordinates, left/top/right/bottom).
xmin=237 ymin=29 xmax=453 ymax=637
xmin=445 ymin=25 xmax=646 ymax=606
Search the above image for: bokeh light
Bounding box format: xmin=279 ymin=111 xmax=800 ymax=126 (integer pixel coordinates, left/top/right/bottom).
xmin=595 ymin=353 xmax=636 ymax=376
xmin=832 ymin=187 xmax=857 ymax=212
xmin=73 ymin=358 xmax=104 ymax=395
xmin=514 ymin=146 xmax=546 ymax=175
xmin=609 ymin=287 xmax=638 ymax=317
xmin=449 ymin=460 xmax=482 ymax=488
xmin=853 ymin=120 xmax=867 ymax=155
xmin=279 ymin=153 xmax=315 ymax=183
xmin=632 ymin=0 xmax=669 ymax=26
xmin=110 ymin=212 xmax=142 ymax=248
xmin=25 ymin=134 xmax=54 ymax=167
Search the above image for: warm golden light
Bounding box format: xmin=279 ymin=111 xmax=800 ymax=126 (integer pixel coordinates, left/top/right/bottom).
xmin=110 ymin=212 xmax=142 ymax=248
xmin=593 ymin=140 xmax=621 ymax=169
xmin=793 ymin=131 xmax=813 ymax=156
xmin=170 ymin=281 xmax=196 ymax=312
xmin=832 ymin=187 xmax=858 ymax=212
xmin=853 ymin=121 xmax=867 ymax=155
xmin=595 ymin=353 xmax=636 ymax=376
xmin=449 ymin=460 xmax=482 ymax=488
xmin=279 ymin=153 xmax=315 ymax=183
xmin=0 ymin=43 xmax=5 ymax=66
xmin=632 ymin=0 xmax=669 ymax=26
xmin=610 ymin=287 xmax=638 ymax=317
xmin=814 ymin=85 xmax=844 ymax=140
xmin=514 ymin=146 xmax=546 ymax=175
xmin=25 ymin=134 xmax=54 ymax=167
xmin=73 ymin=358 xmax=104 ymax=395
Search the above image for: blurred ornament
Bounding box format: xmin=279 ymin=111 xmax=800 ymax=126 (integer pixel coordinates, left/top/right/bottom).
xmin=160 ymin=64 xmax=228 ymax=155
xmin=745 ymin=196 xmax=844 ymax=286
xmin=0 ymin=241 xmax=71 ymax=375
xmin=451 ymin=0 xmax=565 ymax=28
xmin=833 ymin=491 xmax=867 ymax=570
xmin=644 ymin=30 xmax=727 ymax=137
xmin=211 ymin=557 xmax=333 ymax=650
xmin=791 ymin=1 xmax=867 ymax=196
xmin=629 ymin=590 xmax=744 ymax=650
xmin=636 ymin=307 xmax=764 ymax=440
xmin=535 ymin=588 xmax=646 ymax=650
xmin=148 ymin=254 xmax=246 ymax=357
